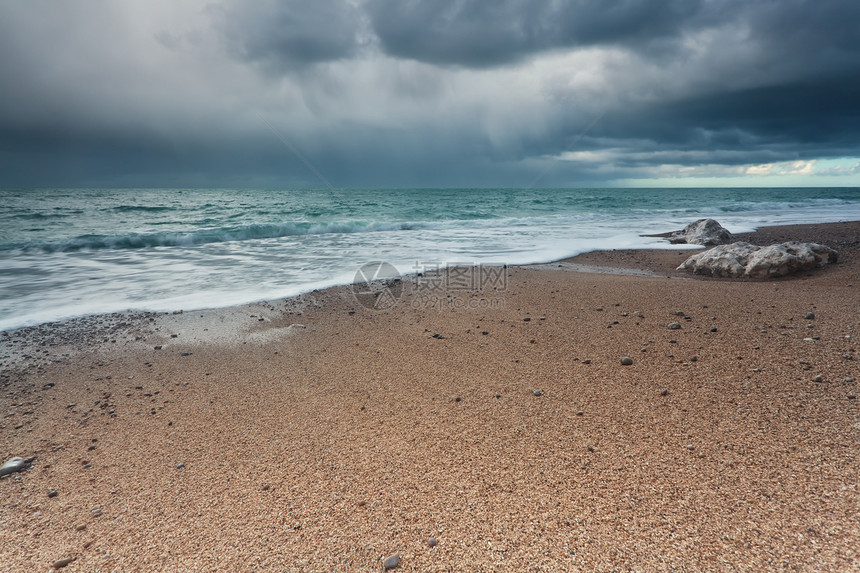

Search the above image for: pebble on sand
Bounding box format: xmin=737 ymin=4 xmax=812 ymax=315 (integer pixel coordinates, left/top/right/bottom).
xmin=620 ymin=356 xmax=634 ymax=365
xmin=428 ymin=537 xmax=438 ymax=547
xmin=1 ymin=457 xmax=27 ymax=477
xmin=804 ymin=312 xmax=815 ymax=319
xmin=533 ymin=389 xmax=542 ymax=396
xmin=668 ymin=322 xmax=682 ymax=330
xmin=51 ymin=557 xmax=75 ymax=569
xmin=383 ymin=553 xmax=400 ymax=570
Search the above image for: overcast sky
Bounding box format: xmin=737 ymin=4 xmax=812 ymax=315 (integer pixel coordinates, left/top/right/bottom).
xmin=1 ymin=0 xmax=859 ymax=188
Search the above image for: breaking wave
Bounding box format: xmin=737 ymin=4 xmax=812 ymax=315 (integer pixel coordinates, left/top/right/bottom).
xmin=6 ymin=220 xmax=432 ymax=253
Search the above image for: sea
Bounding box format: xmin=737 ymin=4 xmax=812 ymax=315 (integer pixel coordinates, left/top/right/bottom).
xmin=1 ymin=187 xmax=858 ymax=332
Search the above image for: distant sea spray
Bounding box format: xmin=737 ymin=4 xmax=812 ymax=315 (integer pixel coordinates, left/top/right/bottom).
xmin=1 ymin=187 xmax=858 ymax=330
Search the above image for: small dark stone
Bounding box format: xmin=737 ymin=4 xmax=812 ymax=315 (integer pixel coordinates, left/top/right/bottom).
xmin=576 ymin=410 xmax=584 ymax=416
xmin=154 ymin=345 xmax=162 ymax=350
xmin=42 ymin=382 xmax=55 ymax=390
xmin=176 ymin=463 xmax=185 ymax=469
xmin=454 ymin=396 xmax=461 ymax=402
xmin=428 ymin=537 xmax=438 ymax=547
xmin=523 ymin=317 xmax=531 ymax=322
xmin=587 ymin=445 xmax=595 ymax=452
xmin=482 ymin=330 xmax=489 ymax=335
xmin=533 ymin=389 xmax=542 ymax=396
xmin=48 ymin=489 xmax=58 ymax=498
xmin=51 ymin=557 xmax=75 ymax=569
xmin=660 ymin=388 xmax=669 ymax=396
xmin=181 ymin=352 xmax=192 ymax=356
xmin=804 ymin=312 xmax=815 ymax=320
xmin=620 ymin=356 xmax=633 ymax=366
xmin=668 ymin=322 xmax=681 ymax=330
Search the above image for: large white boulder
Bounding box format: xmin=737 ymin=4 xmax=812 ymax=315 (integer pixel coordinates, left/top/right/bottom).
xmin=676 ymin=241 xmax=758 ymax=277
xmin=744 ymin=241 xmax=839 ymax=279
xmin=677 ymin=241 xmax=838 ymax=278
xmin=668 ymin=219 xmax=734 ymax=246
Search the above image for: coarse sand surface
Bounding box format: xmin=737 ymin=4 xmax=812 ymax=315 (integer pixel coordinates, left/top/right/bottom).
xmin=1 ymin=221 xmax=858 ymax=572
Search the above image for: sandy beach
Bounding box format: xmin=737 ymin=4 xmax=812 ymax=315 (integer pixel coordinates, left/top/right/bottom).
xmin=2 ymin=221 xmax=858 ymax=571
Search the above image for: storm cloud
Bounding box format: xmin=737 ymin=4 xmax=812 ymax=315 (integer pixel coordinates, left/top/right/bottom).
xmin=0 ymin=0 xmax=858 ymax=188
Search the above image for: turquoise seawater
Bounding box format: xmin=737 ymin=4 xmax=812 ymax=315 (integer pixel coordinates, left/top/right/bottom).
xmin=1 ymin=187 xmax=858 ymax=330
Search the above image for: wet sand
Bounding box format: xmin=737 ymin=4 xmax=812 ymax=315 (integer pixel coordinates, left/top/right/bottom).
xmin=1 ymin=221 xmax=858 ymax=571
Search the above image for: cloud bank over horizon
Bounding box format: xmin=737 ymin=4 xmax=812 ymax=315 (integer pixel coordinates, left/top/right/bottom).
xmin=1 ymin=0 xmax=859 ymax=188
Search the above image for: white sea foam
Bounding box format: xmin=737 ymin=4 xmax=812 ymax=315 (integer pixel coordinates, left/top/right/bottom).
xmin=1 ymin=187 xmax=858 ymax=331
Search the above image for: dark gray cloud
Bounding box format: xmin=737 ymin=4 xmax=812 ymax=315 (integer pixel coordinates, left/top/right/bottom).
xmin=210 ymin=0 xmax=364 ymax=70
xmin=0 ymin=0 xmax=859 ymax=188
xmin=366 ymin=0 xmax=707 ymax=67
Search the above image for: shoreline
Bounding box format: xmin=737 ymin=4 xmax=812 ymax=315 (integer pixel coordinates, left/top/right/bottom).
xmin=2 ymin=220 xmax=858 ymax=342
xmin=2 ymin=220 xmax=858 ymax=570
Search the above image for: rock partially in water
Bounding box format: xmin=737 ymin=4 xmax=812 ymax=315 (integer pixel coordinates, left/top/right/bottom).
xmin=668 ymin=219 xmax=734 ymax=246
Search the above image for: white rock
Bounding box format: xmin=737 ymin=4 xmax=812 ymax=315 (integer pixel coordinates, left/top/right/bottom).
xmin=744 ymin=241 xmax=838 ymax=279
xmin=669 ymin=219 xmax=734 ymax=246
xmin=677 ymin=241 xmax=838 ymax=279
xmin=676 ymin=242 xmax=758 ymax=277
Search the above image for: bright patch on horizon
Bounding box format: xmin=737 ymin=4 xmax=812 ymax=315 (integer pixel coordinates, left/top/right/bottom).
xmin=616 ymin=160 xmax=860 ymax=186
